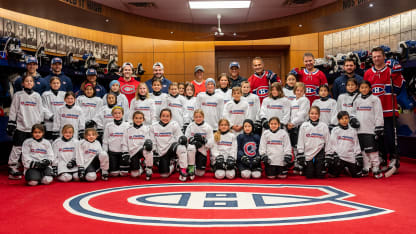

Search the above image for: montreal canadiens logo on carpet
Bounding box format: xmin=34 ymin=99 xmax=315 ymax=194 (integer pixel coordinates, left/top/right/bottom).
xmin=63 ymin=183 xmax=392 ymax=227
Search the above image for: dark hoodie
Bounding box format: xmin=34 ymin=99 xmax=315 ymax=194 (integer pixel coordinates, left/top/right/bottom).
xmin=237 ymin=119 xmax=261 ymax=163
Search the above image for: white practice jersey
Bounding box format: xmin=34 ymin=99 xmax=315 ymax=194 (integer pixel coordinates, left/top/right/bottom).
xmin=76 ymin=95 xmax=103 ymax=122
xmin=259 ymin=129 xmax=292 ymax=166
xmin=149 ymin=92 xmax=167 ymax=120
xmin=196 ymin=92 xmax=224 ymax=130
xmin=242 ymin=93 xmax=260 ymax=121
xmin=283 ymin=87 xmax=296 ymax=101
xmin=22 ymin=138 xmax=54 ymax=169
xmin=76 ymin=139 xmax=107 ymax=168
xmin=150 ymin=121 xmax=183 ymax=156
xmin=93 ymin=105 xmax=115 ymax=130
xmin=297 ymin=121 xmax=330 ymax=161
xmin=42 ymin=90 xmax=65 ymax=131
xmin=336 ymin=92 xmax=358 ymax=115
xmin=223 ymin=100 xmax=249 ymax=133
xmin=53 ymin=105 xmax=85 ymax=139
xmin=103 ymin=121 xmax=130 ymax=152
xmin=122 ymin=124 xmax=152 ymax=156
xmin=352 ymin=94 xmax=384 ymax=134
xmin=162 ymin=94 xmax=187 ymax=127
xmin=103 ymin=93 xmax=130 ymax=119
xmin=185 ymin=121 xmax=215 ymax=149
xmin=216 ymin=88 xmax=232 ymax=104
xmin=129 ymin=98 xmax=157 ymax=126
xmin=312 ymin=98 xmax=338 ymax=126
xmin=184 ymin=96 xmax=197 ymax=124
xmin=290 ymin=96 xmax=310 ymax=127
xmin=52 ymin=137 xmax=79 ymax=174
xmin=259 ymin=97 xmax=291 ymax=125
xmin=328 ymin=126 xmax=361 ymax=164
xmin=9 ymin=90 xmax=48 ymax=132
xmin=211 ymin=132 xmax=237 ymax=160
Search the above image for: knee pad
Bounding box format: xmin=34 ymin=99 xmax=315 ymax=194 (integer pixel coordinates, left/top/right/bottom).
xmin=251 ymin=170 xmax=262 ymax=179
xmin=225 ymin=169 xmax=235 ymax=179
xmin=85 ymin=172 xmax=97 ymax=181
xmin=187 ymin=144 xmax=196 ymax=154
xmin=175 ymin=144 xmax=187 ymax=156
xmin=58 ymin=173 xmax=72 ymax=182
xmin=215 ymin=170 xmax=225 ymax=179
xmin=160 ymin=173 xmax=170 ymax=178
xmin=72 ymin=173 xmax=80 ymax=181
xmin=110 ymin=171 xmax=120 ymax=177
xmin=195 ymin=169 xmax=205 ymax=177
xmin=41 ymin=176 xmax=53 ymax=185
xmin=25 ymin=168 xmax=42 ymax=182
xmin=119 ymin=171 xmax=129 ymax=177
xmin=241 ymin=170 xmax=251 ymax=179
xmin=267 ymin=175 xmax=276 ymax=179
xmin=130 ymin=169 xmax=141 ymax=178
xmin=27 ymin=180 xmax=39 ymax=186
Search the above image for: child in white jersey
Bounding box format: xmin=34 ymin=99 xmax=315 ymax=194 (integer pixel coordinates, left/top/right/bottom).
xmin=211 ymin=119 xmax=237 ymax=180
xmin=52 ymin=124 xmax=79 ymax=182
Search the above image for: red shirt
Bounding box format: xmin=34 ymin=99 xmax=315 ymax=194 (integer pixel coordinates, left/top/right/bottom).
xmin=192 ymin=80 xmax=206 ymax=96
xmin=297 ymin=68 xmax=328 ymax=104
xmin=364 ymin=65 xmax=404 ymax=117
xmin=117 ymin=77 xmax=140 ymax=105
xmin=248 ymin=70 xmax=280 ymax=103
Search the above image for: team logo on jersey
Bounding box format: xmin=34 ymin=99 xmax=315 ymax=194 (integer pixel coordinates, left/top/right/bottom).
xmin=372 ymin=84 xmax=385 ymax=96
xmin=305 ymin=85 xmax=317 ymax=97
xmin=255 ymin=86 xmax=269 ymax=98
xmin=243 ymin=142 xmax=257 ymax=156
xmin=121 ymin=85 xmax=135 ymax=94
xmin=64 ymin=183 xmax=392 ymax=227
xmin=306 ymin=133 xmax=324 ymax=139
xmin=337 ymin=136 xmax=354 ymax=142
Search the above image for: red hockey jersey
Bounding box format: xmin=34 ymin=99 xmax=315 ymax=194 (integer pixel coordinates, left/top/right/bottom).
xmin=297 ymin=68 xmax=328 ymax=104
xmin=364 ymin=66 xmax=404 ymax=117
xmin=248 ymin=70 xmax=280 ymax=103
xmin=117 ymin=77 xmax=140 ymax=105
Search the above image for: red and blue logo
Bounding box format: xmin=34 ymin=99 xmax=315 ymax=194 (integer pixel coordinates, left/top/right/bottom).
xmin=243 ymin=142 xmax=257 ymax=157
xmin=64 ymin=183 xmax=392 ymax=227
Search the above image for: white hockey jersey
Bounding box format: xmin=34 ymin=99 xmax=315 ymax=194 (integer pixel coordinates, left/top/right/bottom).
xmin=196 ymin=92 xmax=224 ymax=130
xmin=216 ymin=88 xmax=232 ymax=104
xmin=22 ymin=138 xmax=54 ymax=170
xmin=242 ymin=93 xmax=260 ymax=121
xmin=336 ymin=92 xmax=358 ymax=114
xmin=297 ymin=121 xmax=330 ymax=161
xmin=211 ymin=132 xmax=237 ymax=160
xmin=311 ymin=98 xmax=338 ymax=126
xmin=9 ymin=90 xmax=48 ymax=132
xmin=93 ymin=105 xmax=115 ymax=130
xmin=149 ymin=92 xmax=167 ymax=120
xmin=76 ymin=139 xmax=107 ymax=168
xmin=52 ymin=137 xmax=79 ymax=174
xmin=42 ymin=90 xmax=65 ymax=131
xmin=150 ymin=121 xmax=183 ymax=156
xmin=290 ymin=96 xmax=310 ymax=127
xmin=283 ymin=87 xmax=296 ymax=101
xmin=103 ymin=92 xmax=130 ymax=119
xmin=184 ymin=96 xmax=197 ymax=124
xmin=102 ymin=121 xmax=130 ymax=152
xmin=259 ymin=97 xmax=291 ymax=125
xmin=185 ymin=121 xmax=215 ymax=149
xmin=76 ymin=95 xmax=103 ymax=122
xmin=162 ymin=94 xmax=187 ymax=127
xmin=259 ymin=129 xmax=292 ymax=166
xmin=223 ymin=99 xmax=249 ymax=133
xmin=129 ymin=98 xmax=157 ymax=126
xmin=53 ymin=105 xmax=85 ymax=139
xmin=352 ymin=94 xmax=384 ymax=134
xmin=328 ymin=126 xmax=362 ymax=164
xmin=122 ymin=124 xmax=152 ymax=156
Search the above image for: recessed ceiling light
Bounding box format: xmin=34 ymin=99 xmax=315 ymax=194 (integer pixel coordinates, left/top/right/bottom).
xmin=105 ymin=19 xmax=110 ymax=23
xmin=170 ymin=31 xmax=174 ymax=34
xmin=369 ymin=3 xmax=374 ymax=7
xmin=189 ymin=1 xmax=251 ymax=9
xmin=298 ymin=24 xmax=303 ymax=27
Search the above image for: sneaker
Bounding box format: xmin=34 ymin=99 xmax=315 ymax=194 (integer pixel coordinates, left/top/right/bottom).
xmin=8 ymin=167 xmax=22 ymax=180
xmin=361 ymin=169 xmax=369 ymax=177
xmin=188 ymin=165 xmax=195 ymax=181
xmin=179 ymin=168 xmax=188 ymax=182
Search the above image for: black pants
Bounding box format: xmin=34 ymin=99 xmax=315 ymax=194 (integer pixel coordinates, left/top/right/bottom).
xmin=86 ymin=156 xmax=100 ymax=173
xmin=303 ymin=149 xmax=326 ymax=179
xmin=130 ymin=148 xmax=144 ymax=170
xmin=265 ymin=164 xmax=285 ymax=177
xmin=154 ymin=144 xmax=178 ymax=174
xmin=328 ymin=159 xmax=361 ymax=178
xmin=380 ymin=117 xmax=399 ymax=161
xmin=13 ymin=130 xmax=31 ymax=146
xmin=25 ymin=167 xmax=52 ymax=181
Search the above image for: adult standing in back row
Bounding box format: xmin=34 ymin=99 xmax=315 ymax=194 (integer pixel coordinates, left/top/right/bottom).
xmin=192 ymin=65 xmax=206 ymax=96
xmin=118 ymin=62 xmax=140 ymax=105
xmin=228 ymin=61 xmax=247 ymax=88
xmin=248 ymin=57 xmax=280 ymax=104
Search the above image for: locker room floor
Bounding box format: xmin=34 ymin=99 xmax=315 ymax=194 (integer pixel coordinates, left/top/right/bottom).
xmin=0 ymin=158 xmax=415 ymax=234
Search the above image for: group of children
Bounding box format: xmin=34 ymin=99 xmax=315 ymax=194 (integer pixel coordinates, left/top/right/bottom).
xmin=6 ymin=71 xmax=386 ymax=186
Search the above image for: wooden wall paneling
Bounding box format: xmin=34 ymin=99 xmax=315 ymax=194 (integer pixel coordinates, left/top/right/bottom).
xmin=290 ymin=33 xmax=319 ymax=51
xmin=214 ymin=41 xmax=253 ymax=46
xmin=164 ymin=74 xmax=186 ymax=84
xmin=154 ymin=52 xmax=185 ymax=75
xmin=122 ymin=52 xmax=154 ymax=75
xmin=184 ymin=51 xmax=215 ymax=75
xmin=154 ymin=39 xmax=184 ymax=53
xmin=289 ymin=50 xmax=318 ymax=70
xmin=252 ymin=37 xmax=291 ymax=46
xmin=122 ymin=35 xmax=153 ymax=52
xmin=184 ymin=41 xmax=215 ymax=52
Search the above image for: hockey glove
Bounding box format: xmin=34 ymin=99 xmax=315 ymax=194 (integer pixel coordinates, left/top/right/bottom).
xmin=297 ymin=153 xmax=307 ymax=167
xmin=182 ymin=122 xmax=189 ymax=134
xmin=214 ymin=155 xmax=226 ymax=170
xmin=97 ymin=129 xmax=104 ymax=137
xmin=144 ymin=139 xmax=153 ymax=151
xmin=254 ymin=120 xmax=263 ymax=135
xmin=252 ymin=155 xmax=262 ymax=171
xmin=355 ymin=153 xmax=363 ymax=168
xmin=52 ymin=166 xmax=58 ymax=177
xmin=261 ymin=118 xmax=269 ymax=130
xmin=67 ymin=159 xmax=76 ymax=169
xmin=178 ymin=136 xmax=187 ymax=146
xmin=324 ymin=154 xmax=334 ymax=168
xmin=284 ymin=154 xmax=292 ymax=166
xmin=78 ymin=167 xmax=86 ymax=180
xmin=7 ymin=121 xmax=16 ymax=136
xmin=375 ymin=126 xmax=384 ymax=138
xmin=260 ymin=154 xmax=271 ymax=165
xmin=350 ymin=117 xmax=360 ymax=129
xmin=191 ymin=133 xmax=206 ymax=149
xmin=226 ymin=156 xmax=236 ymax=170
xmin=85 ymin=120 xmax=97 ymax=129
xmin=241 ymin=155 xmax=251 ymax=167
xmin=39 ymin=159 xmax=51 ymax=169
xmin=30 ymin=161 xmax=41 ymax=169
xmin=333 ymin=153 xmax=341 ymax=167
xmin=78 ymin=129 xmax=85 ymax=139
